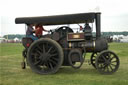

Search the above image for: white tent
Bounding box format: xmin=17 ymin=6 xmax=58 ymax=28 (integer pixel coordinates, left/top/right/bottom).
xmin=14 ymin=37 xmax=19 ymax=41
xmin=120 ymin=36 xmax=128 ymax=43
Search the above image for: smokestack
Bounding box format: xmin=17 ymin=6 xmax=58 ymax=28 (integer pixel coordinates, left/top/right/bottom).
xmin=95 ymin=13 xmax=101 ymax=39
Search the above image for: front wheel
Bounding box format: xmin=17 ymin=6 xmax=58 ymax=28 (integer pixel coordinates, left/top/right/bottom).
xmin=95 ymin=50 xmax=120 ymax=74
xmin=27 ymin=38 xmax=64 ymax=74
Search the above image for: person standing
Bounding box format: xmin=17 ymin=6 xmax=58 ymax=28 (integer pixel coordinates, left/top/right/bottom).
xmin=35 ymin=24 xmax=48 ymax=38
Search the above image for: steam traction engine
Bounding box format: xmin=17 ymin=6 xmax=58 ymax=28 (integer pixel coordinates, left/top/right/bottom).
xmin=15 ymin=12 xmax=120 ymax=75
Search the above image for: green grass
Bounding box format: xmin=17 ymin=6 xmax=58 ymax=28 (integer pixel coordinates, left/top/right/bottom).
xmin=0 ymin=43 xmax=128 ymax=85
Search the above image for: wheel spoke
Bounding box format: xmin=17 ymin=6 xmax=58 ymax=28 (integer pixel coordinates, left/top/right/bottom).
xmin=43 ymin=44 xmax=46 ymax=53
xmin=49 ymin=59 xmax=57 ymax=65
xmin=51 ymin=57 xmax=58 ymax=61
xmin=51 ymin=53 xmax=58 ymax=57
xmin=101 ymin=64 xmax=104 ymax=69
xmin=107 ymin=53 xmax=111 ymax=61
xmin=103 ymin=63 xmax=107 ymax=68
xmin=100 ymin=64 xmax=106 ymax=71
xmin=111 ymin=63 xmax=116 ymax=66
xmin=47 ymin=46 xmax=53 ymax=53
xmin=110 ymin=57 xmax=115 ymax=61
xmin=109 ymin=65 xmax=113 ymax=71
xmin=50 ymin=49 xmax=56 ymax=54
xmin=34 ymin=60 xmax=41 ymax=65
xmin=49 ymin=62 xmax=54 ymax=69
xmin=111 ymin=61 xmax=117 ymax=63
xmin=108 ymin=53 xmax=111 ymax=57
xmin=102 ymin=55 xmax=107 ymax=62
xmin=37 ymin=45 xmax=42 ymax=52
xmin=36 ymin=50 xmax=42 ymax=55
xmin=45 ymin=62 xmax=50 ymax=69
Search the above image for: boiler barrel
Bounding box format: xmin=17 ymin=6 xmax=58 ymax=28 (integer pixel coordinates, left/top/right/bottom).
xmin=78 ymin=38 xmax=108 ymax=52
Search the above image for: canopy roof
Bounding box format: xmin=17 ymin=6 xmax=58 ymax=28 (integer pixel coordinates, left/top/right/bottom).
xmin=15 ymin=12 xmax=100 ymax=25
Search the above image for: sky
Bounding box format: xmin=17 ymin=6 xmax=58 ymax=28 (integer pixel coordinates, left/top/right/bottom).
xmin=0 ymin=0 xmax=128 ymax=36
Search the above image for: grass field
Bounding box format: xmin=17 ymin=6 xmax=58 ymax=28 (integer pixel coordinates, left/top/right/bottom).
xmin=0 ymin=43 xmax=128 ymax=85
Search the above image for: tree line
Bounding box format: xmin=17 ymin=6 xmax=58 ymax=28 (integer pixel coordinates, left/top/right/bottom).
xmin=3 ymin=32 xmax=128 ymax=39
xmin=102 ymin=31 xmax=128 ymax=36
xmin=3 ymin=34 xmax=25 ymax=40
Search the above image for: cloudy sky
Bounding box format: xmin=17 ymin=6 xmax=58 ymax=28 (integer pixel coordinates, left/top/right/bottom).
xmin=0 ymin=0 xmax=128 ymax=36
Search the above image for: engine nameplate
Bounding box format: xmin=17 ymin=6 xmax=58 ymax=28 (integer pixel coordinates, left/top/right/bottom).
xmin=67 ymin=33 xmax=85 ymax=41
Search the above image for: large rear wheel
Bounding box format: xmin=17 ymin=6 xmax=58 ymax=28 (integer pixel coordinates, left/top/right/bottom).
xmin=27 ymin=38 xmax=64 ymax=74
